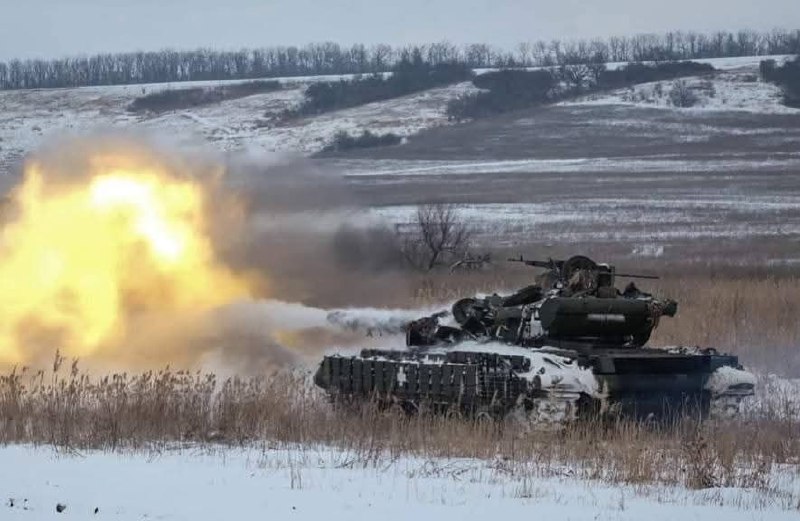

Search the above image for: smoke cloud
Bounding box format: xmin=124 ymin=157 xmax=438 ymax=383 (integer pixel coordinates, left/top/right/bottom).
xmin=0 ymin=135 xmax=421 ymax=374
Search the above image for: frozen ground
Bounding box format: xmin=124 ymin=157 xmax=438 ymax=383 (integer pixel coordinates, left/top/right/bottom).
xmin=327 ymin=57 xmax=800 ymax=265
xmin=746 ymin=373 xmax=800 ymax=421
xmin=338 ymin=151 xmax=800 ymax=264
xmin=368 ymin=193 xmax=800 ymax=249
xmin=561 ymin=69 xmax=799 ymax=114
xmin=0 ymin=55 xmax=795 ymax=175
xmin=338 ymin=156 xmax=800 ymax=177
xmin=559 ymin=55 xmax=798 ymax=114
xmin=1 ymin=444 xmax=798 ymax=521
xmin=0 ymin=75 xmax=476 ymax=174
xmin=473 ymin=54 xmax=795 ymax=76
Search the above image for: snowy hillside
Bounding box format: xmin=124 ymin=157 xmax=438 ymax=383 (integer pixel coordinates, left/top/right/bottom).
xmin=0 ymin=76 xmax=477 ymax=174
xmin=562 ymin=55 xmax=799 ymax=113
xmin=1 ymin=55 xmax=796 ymax=175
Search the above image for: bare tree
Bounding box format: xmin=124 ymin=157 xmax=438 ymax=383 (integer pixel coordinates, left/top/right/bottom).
xmin=558 ymin=63 xmax=593 ymax=92
xmin=587 ymin=54 xmax=607 ymax=85
xmin=668 ymin=80 xmax=699 ymax=108
xmin=533 ymin=40 xmax=552 ymax=66
xmin=400 ymin=204 xmax=473 ymax=271
xmin=449 ymin=252 xmax=492 ymax=272
xmin=370 ymin=44 xmax=393 ymax=71
xmin=516 ymin=42 xmax=533 ymax=66
xmin=2 ymin=28 xmax=794 ymax=91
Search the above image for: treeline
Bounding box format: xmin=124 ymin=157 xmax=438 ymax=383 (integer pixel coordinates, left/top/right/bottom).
xmin=286 ymin=62 xmax=471 ymax=118
xmin=128 ymin=80 xmax=281 ymax=113
xmin=447 ymin=61 xmax=714 ymax=120
xmin=760 ymin=57 xmax=800 ymax=107
xmin=0 ymin=28 xmax=799 ymax=90
xmin=517 ymin=28 xmax=800 ymax=65
xmin=322 ymin=130 xmax=402 ymax=153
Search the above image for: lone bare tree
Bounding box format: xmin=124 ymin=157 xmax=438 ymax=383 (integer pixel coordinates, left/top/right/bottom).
xmin=668 ymin=80 xmax=698 ymax=108
xmin=401 ymin=204 xmax=473 ymax=271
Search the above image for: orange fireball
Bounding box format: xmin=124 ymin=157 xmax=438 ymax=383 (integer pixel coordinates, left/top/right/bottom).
xmin=0 ymin=147 xmax=250 ymax=365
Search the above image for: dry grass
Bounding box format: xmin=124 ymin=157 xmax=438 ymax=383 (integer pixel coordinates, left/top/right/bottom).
xmin=651 ymin=276 xmax=800 ymax=373
xmin=1 ymin=352 xmax=798 ymax=496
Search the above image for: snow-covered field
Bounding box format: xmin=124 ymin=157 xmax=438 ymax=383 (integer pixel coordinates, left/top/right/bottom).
xmin=562 ymin=56 xmax=799 ymax=114
xmin=2 ymin=444 xmax=798 ymax=521
xmin=3 ymin=54 xmax=800 ymax=263
xmin=1 ymin=54 xmax=797 ymax=176
xmin=0 ymin=76 xmax=477 ymax=173
xmin=368 ymin=193 xmax=800 ymax=246
xmin=475 ymin=54 xmax=796 ymax=76
xmin=336 ymin=155 xmax=800 ymax=177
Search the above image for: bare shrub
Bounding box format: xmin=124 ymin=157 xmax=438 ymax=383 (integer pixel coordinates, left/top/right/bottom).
xmin=449 ymin=252 xmax=492 ymax=272
xmin=621 ymin=87 xmax=636 ymax=102
xmin=400 ymin=204 xmax=473 ymax=271
xmin=682 ymin=432 xmax=718 ymax=489
xmin=128 ymin=81 xmax=282 ymax=113
xmin=557 ymin=63 xmax=593 ymax=92
xmin=322 ymin=130 xmax=402 ymax=152
xmin=668 ymin=80 xmax=699 ymax=108
xmin=287 ymin=63 xmax=472 ymax=119
xmin=698 ymin=79 xmax=717 ymax=98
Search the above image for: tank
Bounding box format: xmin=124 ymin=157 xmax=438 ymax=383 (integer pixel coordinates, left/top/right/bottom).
xmin=314 ymin=255 xmax=755 ymax=423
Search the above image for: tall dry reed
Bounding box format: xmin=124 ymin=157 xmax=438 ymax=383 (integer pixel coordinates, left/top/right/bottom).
xmin=1 ymin=353 xmax=797 ymax=493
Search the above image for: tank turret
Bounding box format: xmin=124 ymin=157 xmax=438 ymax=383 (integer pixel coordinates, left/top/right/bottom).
xmin=407 ymin=255 xmax=677 ymax=350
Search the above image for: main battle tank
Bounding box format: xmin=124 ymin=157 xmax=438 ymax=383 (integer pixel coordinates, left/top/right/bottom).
xmin=315 ymin=255 xmax=755 ymax=422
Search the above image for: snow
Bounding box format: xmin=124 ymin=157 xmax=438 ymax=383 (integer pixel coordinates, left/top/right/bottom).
xmin=366 ymin=194 xmax=800 ymax=245
xmin=238 ymin=81 xmax=477 ymax=153
xmin=0 ymin=77 xmax=477 ymax=173
xmin=419 ymin=341 xmax=601 ymax=399
xmin=474 ymin=54 xmax=795 ymax=76
xmin=705 ymin=366 xmax=757 ymax=396
xmin=562 ymin=68 xmax=800 ymax=114
xmin=680 ymin=55 xmax=795 ymax=71
xmin=744 ymin=373 xmax=800 ymax=421
xmin=603 ymin=54 xmax=795 ymax=73
xmin=340 ymin=156 xmax=800 ymax=177
xmin=2 ymin=444 xmax=798 ymax=521
xmin=1 ymin=54 xmax=796 ymax=174
xmin=632 ymin=244 xmax=665 ymax=257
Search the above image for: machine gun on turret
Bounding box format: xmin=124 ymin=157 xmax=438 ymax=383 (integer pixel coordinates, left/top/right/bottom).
xmin=508 ymin=254 xmax=659 ymax=294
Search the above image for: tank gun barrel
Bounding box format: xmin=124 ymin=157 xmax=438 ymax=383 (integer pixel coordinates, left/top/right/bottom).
xmin=507 ymin=256 xmax=558 ymax=269
xmin=615 ymin=273 xmax=660 ymax=280
xmin=509 ymin=255 xmax=659 ymax=280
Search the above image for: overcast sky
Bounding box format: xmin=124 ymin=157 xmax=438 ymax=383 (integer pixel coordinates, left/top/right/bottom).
xmin=1 ymin=0 xmax=799 ymax=60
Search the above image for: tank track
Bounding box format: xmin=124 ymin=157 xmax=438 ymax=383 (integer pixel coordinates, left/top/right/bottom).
xmin=314 ymin=346 xmax=755 ymax=424
xmin=315 ymin=349 xmax=532 ymax=420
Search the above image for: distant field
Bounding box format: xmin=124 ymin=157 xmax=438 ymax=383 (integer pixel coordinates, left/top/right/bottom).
xmin=334 ymin=98 xmax=800 ymax=266
xmin=0 ymin=73 xmax=475 ymax=177
xmin=2 ymin=57 xmax=800 ymax=262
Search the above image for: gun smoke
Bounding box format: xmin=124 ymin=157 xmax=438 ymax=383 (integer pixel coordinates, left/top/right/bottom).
xmin=0 ymin=135 xmax=421 ymax=373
